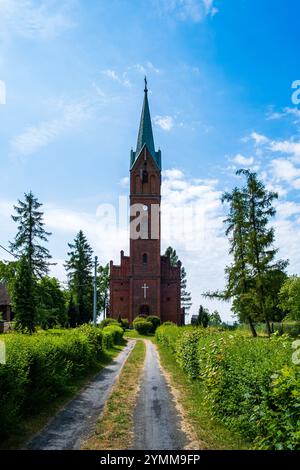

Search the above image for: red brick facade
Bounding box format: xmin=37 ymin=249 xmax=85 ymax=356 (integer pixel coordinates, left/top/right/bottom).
xmin=109 ymin=85 xmax=183 ymax=325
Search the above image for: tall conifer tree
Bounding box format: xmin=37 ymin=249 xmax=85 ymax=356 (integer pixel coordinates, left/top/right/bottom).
xmin=65 ymin=231 xmax=93 ymax=325
xmin=238 ymin=169 xmax=288 ymax=335
xmin=164 ymin=246 xmax=192 ymax=312
xmin=10 ymin=191 xmax=52 ymax=277
xmin=14 ymin=256 xmax=36 ymax=333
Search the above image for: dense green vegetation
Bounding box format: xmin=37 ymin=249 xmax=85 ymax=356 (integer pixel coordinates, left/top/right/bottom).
xmin=0 ymin=324 xmax=124 ymax=439
xmin=156 ymin=324 xmax=300 ymax=450
xmin=164 ymin=246 xmax=192 ymax=313
xmin=132 ymin=314 xmax=161 ymax=335
xmin=206 ymin=170 xmax=289 ymax=337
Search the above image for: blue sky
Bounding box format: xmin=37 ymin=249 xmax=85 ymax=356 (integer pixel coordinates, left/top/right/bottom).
xmin=1 ymin=0 xmax=300 ymax=321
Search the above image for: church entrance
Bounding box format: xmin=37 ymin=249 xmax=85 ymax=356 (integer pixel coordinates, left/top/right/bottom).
xmin=139 ymin=305 xmax=150 ymax=316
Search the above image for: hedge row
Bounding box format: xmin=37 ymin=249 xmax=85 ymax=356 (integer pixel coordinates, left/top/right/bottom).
xmin=0 ymin=324 xmax=124 ymax=438
xmin=156 ymin=325 xmax=300 ymax=450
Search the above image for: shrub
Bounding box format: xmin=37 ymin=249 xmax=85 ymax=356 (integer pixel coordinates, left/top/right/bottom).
xmin=0 ymin=325 xmax=122 ymax=438
xmin=133 ymin=318 xmax=152 ymax=335
xmin=119 ymin=318 xmax=129 ymax=330
xmin=147 ymin=315 xmax=161 ymax=333
xmin=103 ymin=324 xmax=124 ymax=345
xmin=176 ymin=328 xmax=205 ymax=378
xmin=155 ymin=324 xmax=181 ymax=352
xmin=99 ymin=318 xmax=119 ymax=328
xmin=156 ymin=326 xmax=300 ymax=450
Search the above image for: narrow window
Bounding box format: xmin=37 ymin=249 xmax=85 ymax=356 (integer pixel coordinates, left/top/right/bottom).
xmin=142 ymin=253 xmax=148 ymax=264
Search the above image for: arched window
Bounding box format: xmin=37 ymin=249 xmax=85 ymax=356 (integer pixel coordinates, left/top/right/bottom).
xmin=142 ymin=253 xmax=148 ymax=264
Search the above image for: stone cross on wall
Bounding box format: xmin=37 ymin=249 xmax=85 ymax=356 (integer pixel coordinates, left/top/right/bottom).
xmin=142 ymin=283 xmax=149 ymax=299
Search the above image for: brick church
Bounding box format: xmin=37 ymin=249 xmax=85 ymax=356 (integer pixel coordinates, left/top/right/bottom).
xmin=109 ymin=80 xmax=184 ymax=325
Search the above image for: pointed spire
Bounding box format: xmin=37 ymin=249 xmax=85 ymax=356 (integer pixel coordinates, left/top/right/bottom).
xmin=136 ymin=76 xmax=155 ymax=158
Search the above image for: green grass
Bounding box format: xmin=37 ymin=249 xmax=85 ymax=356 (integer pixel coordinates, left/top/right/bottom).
xmin=0 ymin=343 xmax=124 ymax=450
xmin=157 ymin=342 xmax=249 ymax=450
xmin=124 ymin=329 xmax=154 ymax=339
xmin=84 ymin=339 xmax=146 ymax=450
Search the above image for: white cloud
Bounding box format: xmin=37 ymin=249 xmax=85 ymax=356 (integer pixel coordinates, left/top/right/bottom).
xmin=153 ymin=115 xmax=174 ymax=131
xmin=0 ymin=0 xmax=74 ymax=40
xmin=270 ymin=159 xmax=300 ymax=189
xmin=250 ymin=131 xmax=269 ymax=145
xmin=154 ymin=0 xmax=218 ymax=23
xmin=269 ymin=139 xmax=300 ymax=162
xmin=11 ymin=100 xmax=92 ymax=156
xmin=232 ymin=153 xmax=254 ymax=166
xmin=267 ymin=106 xmax=300 ymax=122
xmin=130 ymin=62 xmax=160 ymax=75
xmin=119 ymin=177 xmax=129 ymax=187
xmin=102 ymin=69 xmax=131 ymax=88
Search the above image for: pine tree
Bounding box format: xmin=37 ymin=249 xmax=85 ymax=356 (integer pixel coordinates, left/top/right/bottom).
xmin=65 ymin=231 xmax=93 ymax=325
xmin=237 ymin=169 xmax=288 ymax=335
xmin=164 ymin=246 xmax=192 ymax=312
xmin=209 ymin=310 xmax=222 ymax=326
xmin=222 ymin=187 xmax=258 ymax=337
xmin=97 ymin=263 xmax=110 ymax=317
xmin=67 ymin=294 xmax=79 ymax=328
xmin=197 ymin=305 xmax=209 ymax=328
xmin=10 ymin=191 xmax=52 ymax=277
xmin=180 ymin=267 xmax=192 ymax=312
xmin=164 ymin=246 xmax=178 ymax=266
xmin=14 ymin=256 xmax=36 ymax=333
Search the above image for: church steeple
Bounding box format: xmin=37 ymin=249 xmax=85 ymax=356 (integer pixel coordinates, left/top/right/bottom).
xmin=130 ymin=77 xmax=161 ymax=170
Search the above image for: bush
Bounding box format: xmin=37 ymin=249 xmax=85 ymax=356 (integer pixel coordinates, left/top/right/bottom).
xmin=147 ymin=315 xmax=161 ymax=333
xmin=0 ymin=325 xmax=122 ymax=438
xmin=99 ymin=318 xmax=119 ymax=328
xmin=103 ymin=324 xmax=124 ymax=345
xmin=133 ymin=318 xmax=152 ymax=335
xmin=155 ymin=324 xmax=181 ymax=352
xmin=118 ymin=318 xmax=129 ymax=330
xmin=156 ymin=326 xmax=300 ymax=450
xmin=176 ymin=328 xmax=205 ymax=378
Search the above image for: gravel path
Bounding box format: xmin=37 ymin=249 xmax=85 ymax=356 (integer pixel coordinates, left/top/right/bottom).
xmin=132 ymin=340 xmax=188 ymax=450
xmin=26 ymin=340 xmax=135 ymax=450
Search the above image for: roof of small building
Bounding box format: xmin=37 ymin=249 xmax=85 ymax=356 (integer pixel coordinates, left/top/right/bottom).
xmin=0 ymin=283 xmax=11 ymax=305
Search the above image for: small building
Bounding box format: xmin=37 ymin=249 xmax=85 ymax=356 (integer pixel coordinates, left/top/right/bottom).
xmin=0 ymin=283 xmax=13 ymax=332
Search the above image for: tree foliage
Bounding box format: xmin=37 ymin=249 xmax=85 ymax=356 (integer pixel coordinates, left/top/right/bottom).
xmin=164 ymin=246 xmax=192 ymax=312
xmin=10 ymin=191 xmax=52 ymax=277
xmin=279 ymin=276 xmax=300 ymax=320
xmin=205 ymin=170 xmax=288 ymax=336
xmin=65 ymin=230 xmax=93 ymax=325
xmin=97 ymin=263 xmax=109 ymax=316
xmin=36 ymin=277 xmax=67 ymax=329
xmin=13 ymin=256 xmax=37 ymax=333
xmin=197 ymin=305 xmax=209 ymax=328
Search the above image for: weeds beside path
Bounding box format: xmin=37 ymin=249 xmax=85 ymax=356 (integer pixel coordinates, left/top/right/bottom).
xmin=83 ymin=339 xmax=146 ymax=450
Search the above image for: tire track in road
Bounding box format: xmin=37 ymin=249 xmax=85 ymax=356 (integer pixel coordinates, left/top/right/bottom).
xmin=132 ymin=340 xmax=189 ymax=450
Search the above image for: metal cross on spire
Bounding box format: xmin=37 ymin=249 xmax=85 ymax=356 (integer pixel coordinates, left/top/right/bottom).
xmin=144 ymin=76 xmax=148 ymax=93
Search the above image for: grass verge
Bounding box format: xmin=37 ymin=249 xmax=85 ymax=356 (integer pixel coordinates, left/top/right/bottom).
xmin=0 ymin=345 xmax=124 ymax=450
xmin=124 ymin=329 xmax=154 ymax=340
xmin=83 ymin=339 xmax=146 ymax=450
xmin=157 ymin=342 xmax=249 ymax=450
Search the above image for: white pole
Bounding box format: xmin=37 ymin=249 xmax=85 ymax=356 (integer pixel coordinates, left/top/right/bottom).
xmin=93 ymin=256 xmax=98 ymax=326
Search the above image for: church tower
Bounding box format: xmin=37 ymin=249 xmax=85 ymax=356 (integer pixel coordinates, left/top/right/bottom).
xmin=109 ymin=79 xmax=183 ymax=325
xmin=129 ymin=78 xmax=162 ymax=318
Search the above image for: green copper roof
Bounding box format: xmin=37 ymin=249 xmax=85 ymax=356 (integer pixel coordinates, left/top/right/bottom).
xmin=130 ymin=78 xmax=161 ymax=170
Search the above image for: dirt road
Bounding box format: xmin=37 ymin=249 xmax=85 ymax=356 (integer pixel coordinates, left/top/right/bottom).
xmin=26 ymin=340 xmax=135 ymax=450
xmin=132 ymin=340 xmax=188 ymax=450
